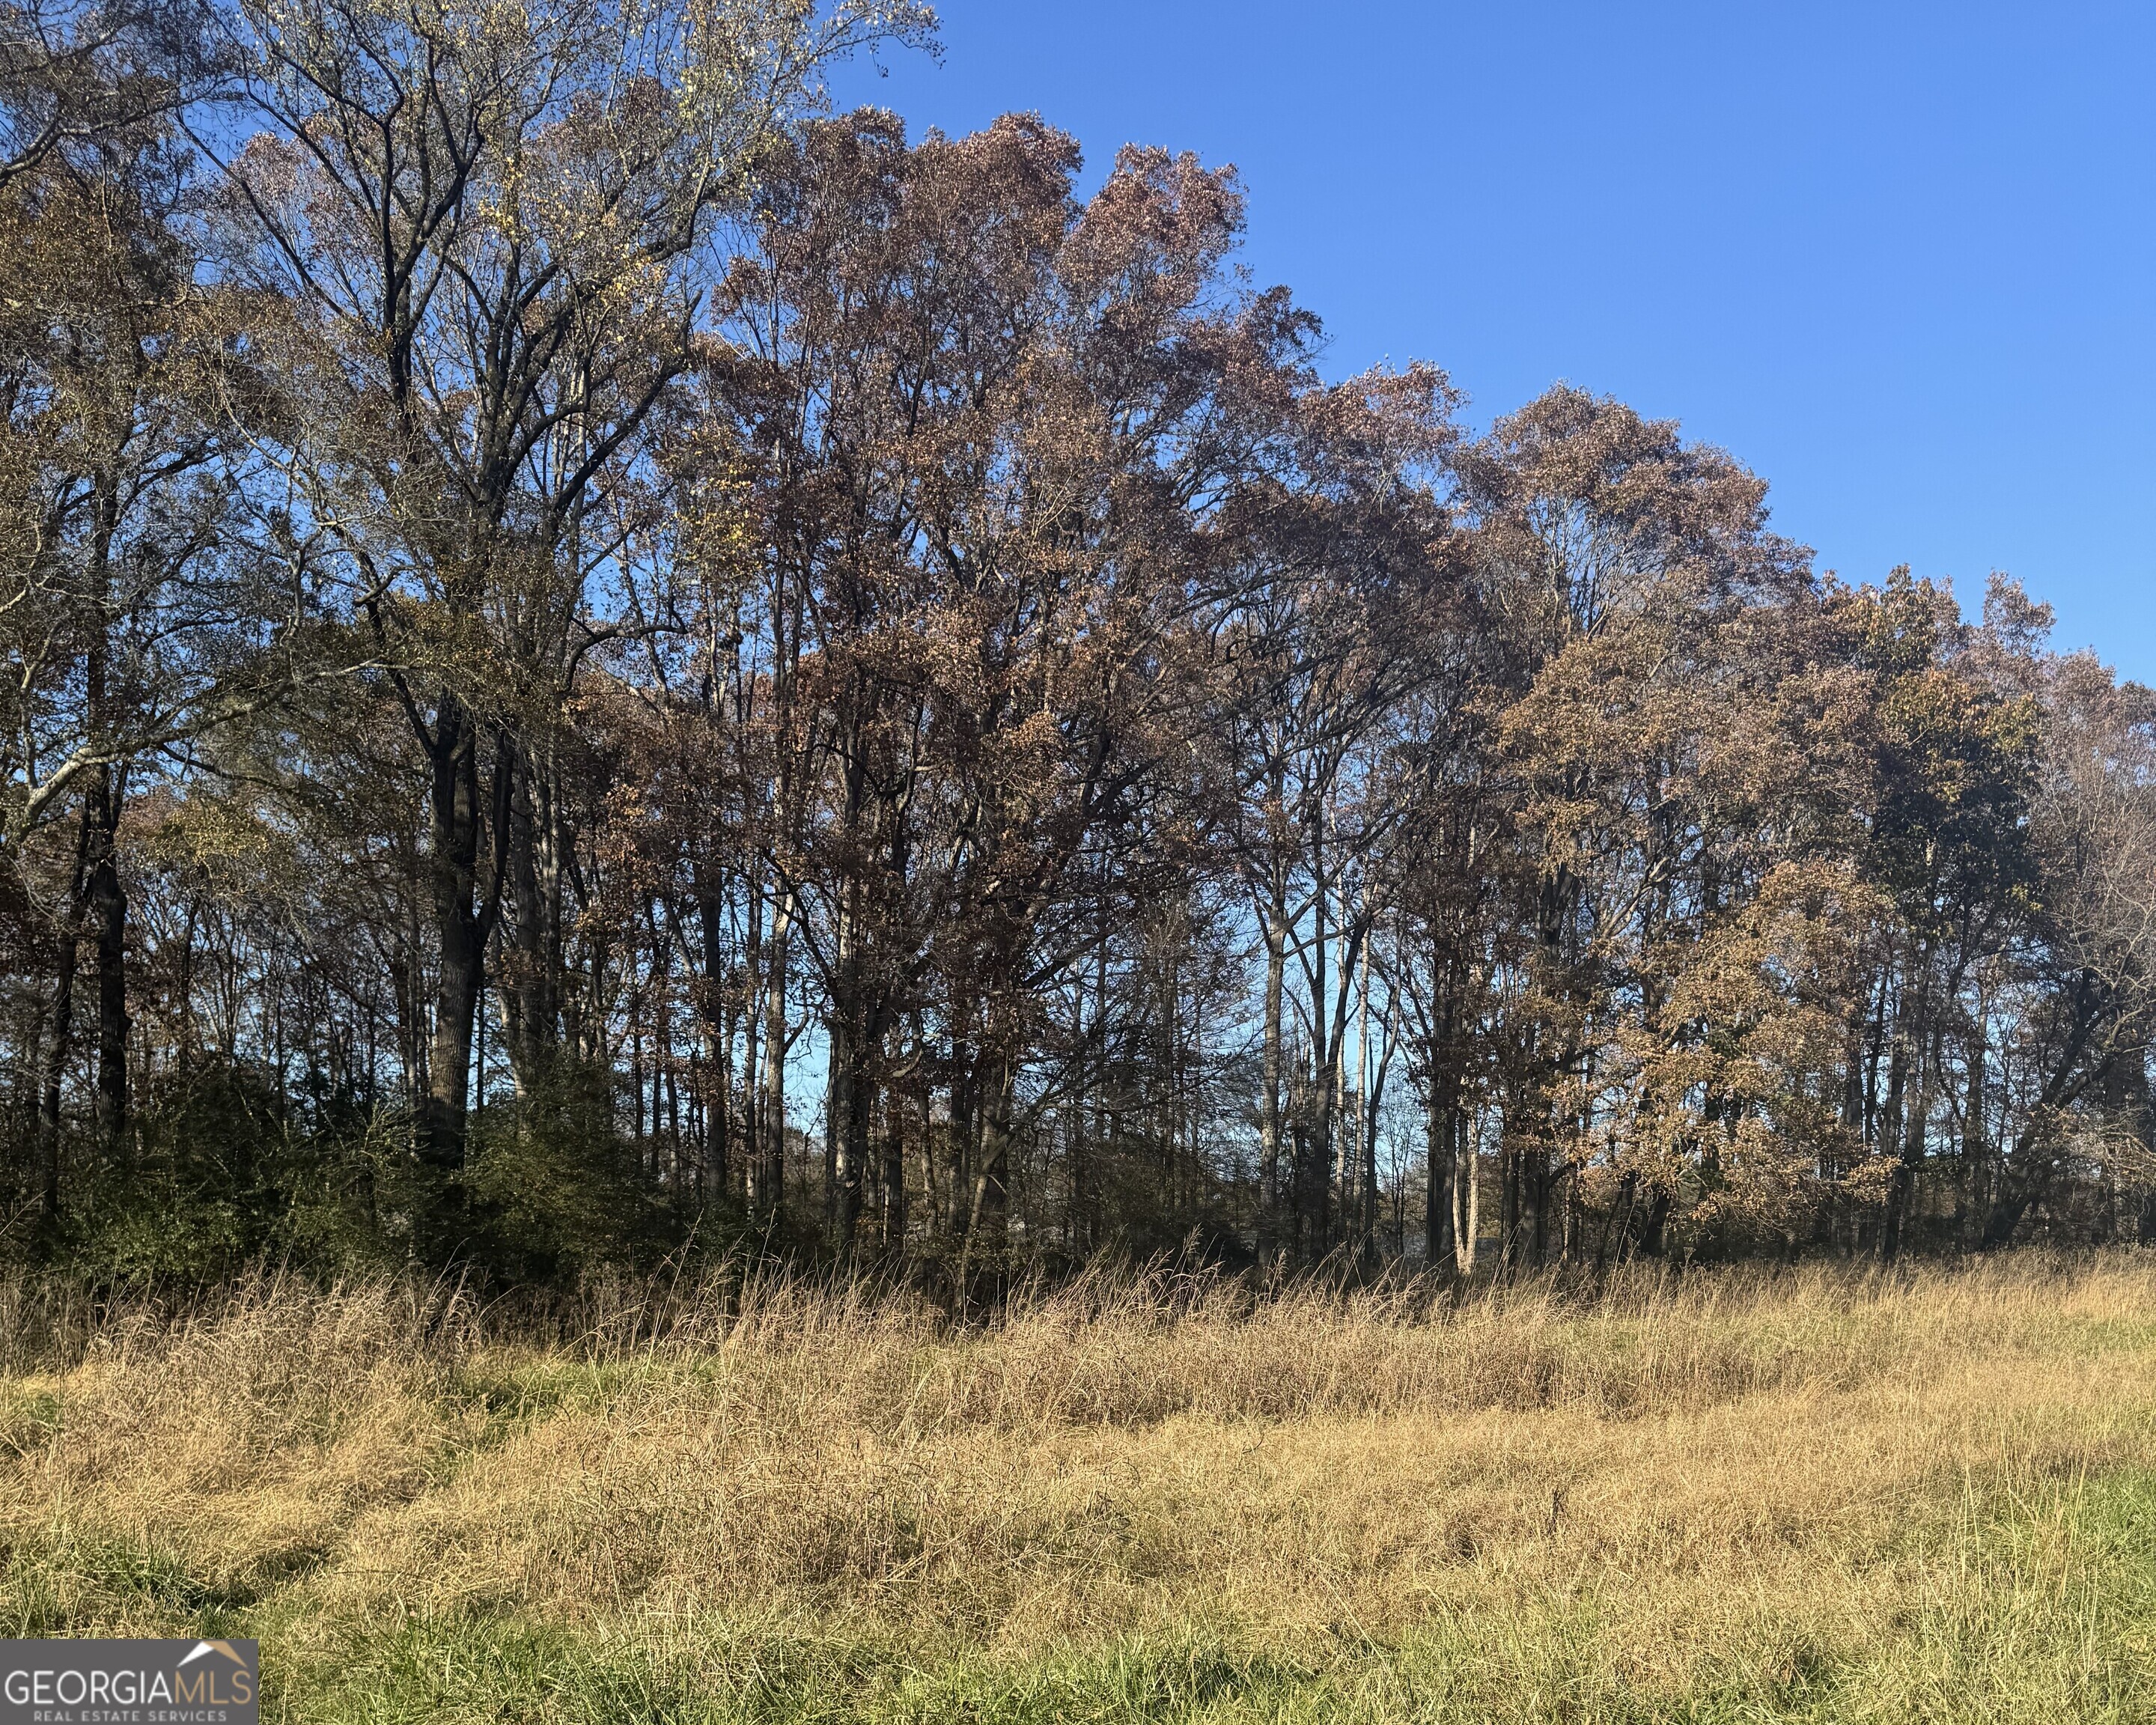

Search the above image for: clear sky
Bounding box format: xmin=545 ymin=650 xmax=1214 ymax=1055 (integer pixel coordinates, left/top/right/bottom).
xmin=831 ymin=1 xmax=2156 ymax=681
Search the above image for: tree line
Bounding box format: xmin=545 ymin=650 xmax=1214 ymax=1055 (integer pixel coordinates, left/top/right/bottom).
xmin=2 ymin=0 xmax=2151 ymax=1286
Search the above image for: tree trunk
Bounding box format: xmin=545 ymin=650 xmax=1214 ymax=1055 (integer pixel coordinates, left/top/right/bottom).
xmin=694 ymin=865 xmax=731 ymax=1201
xmin=753 ymin=883 xmax=791 ymax=1224
xmin=422 ymin=695 xmax=497 ymax=1176
xmin=1959 ymin=1022 xmax=1987 ymax=1244
xmin=1454 ymin=1117 xmax=1479 ymax=1275
xmin=1500 ymin=1133 xmax=1522 ymax=1268
xmin=37 ymin=929 xmax=81 ymax=1222
xmin=1256 ymin=913 xmax=1286 ymax=1271
xmin=1425 ymin=1076 xmax=1455 ymax=1268
xmin=1880 ymin=949 xmax=1928 ymax=1263
xmin=882 ymin=1086 xmax=908 ymax=1259
xmin=827 ymin=987 xmax=868 ymax=1260
xmin=957 ymin=1047 xmax=1016 ymax=1305
xmin=502 ymin=738 xmax=567 ymax=1093
xmin=1356 ymin=942 xmax=1377 ymax=1261
xmin=1300 ymin=858 xmax=1333 ymax=1262
xmin=82 ymin=484 xmax=128 ymax=1168
xmin=85 ymin=764 xmax=127 ymax=1165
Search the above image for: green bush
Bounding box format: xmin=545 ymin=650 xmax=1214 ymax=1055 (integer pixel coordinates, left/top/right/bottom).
xmin=457 ymin=1060 xmax=675 ymax=1283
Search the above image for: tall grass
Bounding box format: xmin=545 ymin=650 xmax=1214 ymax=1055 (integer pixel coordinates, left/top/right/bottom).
xmin=2 ymin=1255 xmax=2154 ymax=1720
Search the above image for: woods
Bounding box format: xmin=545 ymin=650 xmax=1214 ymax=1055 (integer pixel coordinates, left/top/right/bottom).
xmin=4 ymin=0 xmax=2153 ymax=1289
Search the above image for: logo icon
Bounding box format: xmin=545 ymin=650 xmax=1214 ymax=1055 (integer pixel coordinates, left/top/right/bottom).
xmin=0 ymin=1637 xmax=258 ymax=1722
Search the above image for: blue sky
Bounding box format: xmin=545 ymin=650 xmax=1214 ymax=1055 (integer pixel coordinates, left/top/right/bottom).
xmin=832 ymin=1 xmax=2156 ymax=681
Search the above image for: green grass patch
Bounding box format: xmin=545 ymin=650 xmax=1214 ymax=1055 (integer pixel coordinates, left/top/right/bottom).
xmin=183 ymin=1467 xmax=2156 ymax=1722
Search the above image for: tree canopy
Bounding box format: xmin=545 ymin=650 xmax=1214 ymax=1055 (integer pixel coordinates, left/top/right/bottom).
xmin=4 ymin=0 xmax=2151 ymax=1288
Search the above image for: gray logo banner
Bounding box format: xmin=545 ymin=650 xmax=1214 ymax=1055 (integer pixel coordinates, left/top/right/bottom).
xmin=0 ymin=1639 xmax=258 ymax=1723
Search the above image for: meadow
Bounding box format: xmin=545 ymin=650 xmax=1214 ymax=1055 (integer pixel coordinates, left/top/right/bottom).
xmin=1 ymin=1256 xmax=2152 ymax=1723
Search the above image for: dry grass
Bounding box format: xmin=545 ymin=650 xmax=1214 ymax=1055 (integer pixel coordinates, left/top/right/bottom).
xmin=2 ymin=1256 xmax=2155 ymax=1721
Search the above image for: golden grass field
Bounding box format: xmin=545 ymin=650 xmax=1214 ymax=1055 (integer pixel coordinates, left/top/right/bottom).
xmin=1 ymin=1256 xmax=2153 ymax=1721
